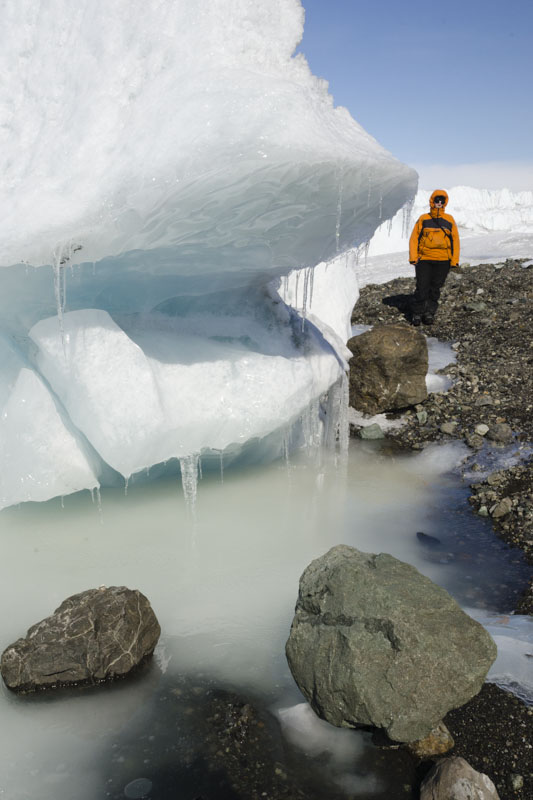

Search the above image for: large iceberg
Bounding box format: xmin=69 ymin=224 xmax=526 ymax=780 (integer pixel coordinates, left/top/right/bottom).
xmin=0 ymin=0 xmax=416 ymax=509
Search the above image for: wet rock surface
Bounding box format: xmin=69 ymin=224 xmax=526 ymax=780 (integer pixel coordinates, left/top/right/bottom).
xmin=350 ymin=259 xmax=533 ymax=610
xmin=1 ymin=586 xmax=160 ymax=692
xmin=285 ymin=545 xmax=496 ymax=743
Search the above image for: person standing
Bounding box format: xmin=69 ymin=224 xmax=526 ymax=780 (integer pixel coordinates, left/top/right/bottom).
xmin=408 ymin=189 xmax=460 ymax=325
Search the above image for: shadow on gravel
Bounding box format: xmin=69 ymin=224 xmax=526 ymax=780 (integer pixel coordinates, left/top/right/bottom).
xmin=382 ymin=293 xmax=413 ymax=322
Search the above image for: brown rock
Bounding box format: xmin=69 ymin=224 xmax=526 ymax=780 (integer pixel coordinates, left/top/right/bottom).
xmin=406 ymin=721 xmax=454 ymax=759
xmin=348 ymin=324 xmax=428 ymax=415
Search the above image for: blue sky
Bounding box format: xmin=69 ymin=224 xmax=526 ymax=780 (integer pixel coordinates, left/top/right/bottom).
xmin=298 ymin=0 xmax=533 ymax=189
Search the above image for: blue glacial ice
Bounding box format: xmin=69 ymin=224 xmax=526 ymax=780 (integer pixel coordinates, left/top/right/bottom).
xmin=0 ymin=0 xmax=417 ymax=509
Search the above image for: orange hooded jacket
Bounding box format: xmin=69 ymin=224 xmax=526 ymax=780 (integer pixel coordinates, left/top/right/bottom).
xmin=409 ymin=189 xmax=460 ymax=266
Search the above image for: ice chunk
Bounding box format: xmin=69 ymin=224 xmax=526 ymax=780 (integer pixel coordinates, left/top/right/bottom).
xmin=30 ymin=298 xmax=345 ymax=479
xmin=0 ymin=340 xmax=99 ymax=509
xmin=0 ymin=0 xmax=417 ymax=507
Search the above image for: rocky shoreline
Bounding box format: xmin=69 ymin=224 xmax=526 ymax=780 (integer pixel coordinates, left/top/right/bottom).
xmin=351 ymin=258 xmax=533 ymax=609
xmin=351 ymin=258 xmax=533 ymax=799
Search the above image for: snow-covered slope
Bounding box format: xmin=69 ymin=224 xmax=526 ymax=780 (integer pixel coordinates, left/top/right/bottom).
xmin=369 ymin=186 xmax=533 ymax=256
xmin=0 ymin=0 xmax=416 ymax=509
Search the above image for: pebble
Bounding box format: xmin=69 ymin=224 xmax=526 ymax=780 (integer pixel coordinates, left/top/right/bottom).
xmin=358 ymin=423 xmax=385 ymax=440
xmin=491 ymin=498 xmax=513 ymax=519
xmin=475 ymin=424 xmax=489 ymax=436
xmin=510 ymin=773 xmax=524 ymax=790
xmin=440 ymin=421 xmax=457 ymax=435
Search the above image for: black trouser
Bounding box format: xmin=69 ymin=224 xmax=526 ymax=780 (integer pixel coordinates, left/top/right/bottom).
xmin=412 ymin=260 xmax=450 ymax=316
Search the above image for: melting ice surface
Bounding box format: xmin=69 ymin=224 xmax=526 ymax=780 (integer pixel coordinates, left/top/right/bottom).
xmin=0 ymin=0 xmax=416 ymax=509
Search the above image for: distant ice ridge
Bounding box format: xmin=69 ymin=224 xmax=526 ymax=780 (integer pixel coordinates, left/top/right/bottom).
xmin=0 ymin=0 xmax=416 ymax=510
xmin=368 ymin=186 xmax=533 ymax=256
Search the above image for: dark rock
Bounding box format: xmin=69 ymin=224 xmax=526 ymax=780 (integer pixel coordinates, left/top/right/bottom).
xmin=420 ymin=756 xmax=500 ymax=799
xmin=285 ymin=545 xmax=496 ymax=743
xmin=486 ymin=422 xmax=513 ymax=444
xmin=1 ymin=586 xmax=160 ymax=692
xmin=347 ymin=323 xmax=428 ymax=415
xmin=416 ymin=531 xmax=442 ymax=549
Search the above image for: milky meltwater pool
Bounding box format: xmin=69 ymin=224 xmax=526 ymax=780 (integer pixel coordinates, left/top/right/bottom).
xmin=0 ymin=439 xmax=529 ymax=799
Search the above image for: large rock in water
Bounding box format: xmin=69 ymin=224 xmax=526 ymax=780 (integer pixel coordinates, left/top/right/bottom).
xmin=348 ymin=323 xmax=428 ymax=414
xmin=285 ymin=545 xmax=496 ymax=742
xmin=1 ymin=586 xmax=160 ymax=692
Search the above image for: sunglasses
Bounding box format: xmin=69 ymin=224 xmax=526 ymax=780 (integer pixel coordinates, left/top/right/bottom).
xmin=433 ymin=196 xmax=446 ymax=204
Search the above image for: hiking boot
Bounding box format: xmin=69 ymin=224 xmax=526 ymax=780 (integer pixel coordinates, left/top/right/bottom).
xmin=411 ymin=314 xmax=421 ymax=326
xmin=422 ymin=313 xmax=434 ymax=325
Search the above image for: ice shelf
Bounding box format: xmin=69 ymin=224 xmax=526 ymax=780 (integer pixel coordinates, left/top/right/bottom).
xmin=0 ymin=0 xmax=417 ymax=509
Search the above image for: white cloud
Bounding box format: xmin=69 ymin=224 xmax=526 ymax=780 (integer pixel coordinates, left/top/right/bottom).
xmin=413 ymin=162 xmax=533 ymax=193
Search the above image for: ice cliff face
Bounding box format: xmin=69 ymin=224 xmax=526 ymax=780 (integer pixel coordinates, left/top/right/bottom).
xmin=369 ymin=186 xmax=533 ymax=256
xmin=0 ymin=0 xmax=416 ymax=509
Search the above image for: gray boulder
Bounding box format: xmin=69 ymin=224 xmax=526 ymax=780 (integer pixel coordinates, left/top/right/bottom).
xmin=1 ymin=586 xmax=160 ymax=692
xmin=420 ymin=756 xmax=500 ymax=799
xmin=285 ymin=545 xmax=496 ymax=742
xmin=348 ymin=324 xmax=428 ymax=415
xmin=486 ymin=423 xmax=513 ymax=444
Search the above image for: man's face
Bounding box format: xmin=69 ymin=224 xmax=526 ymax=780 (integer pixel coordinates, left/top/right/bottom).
xmin=433 ymin=196 xmax=446 ymax=208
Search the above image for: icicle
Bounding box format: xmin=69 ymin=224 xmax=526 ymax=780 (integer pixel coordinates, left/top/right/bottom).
xmin=337 ymin=371 xmax=350 ymax=459
xmin=294 ymin=270 xmax=300 ymax=309
xmin=52 ymin=242 xmax=82 ymax=352
xmin=378 ymin=193 xmax=383 ymax=220
xmin=335 ymin=164 xmax=344 ymax=252
xmin=179 ymin=453 xmax=200 ymax=517
xmin=363 ymin=240 xmax=370 ymax=269
xmin=323 ymin=372 xmax=349 ymax=460
xmin=282 ymin=428 xmax=291 ymax=468
xmin=52 ymin=258 xmax=67 ymax=350
xmin=219 ymin=451 xmax=224 ymax=484
xmin=124 ymin=477 xmax=129 ymax=496
xmin=301 ymin=267 xmax=312 ymax=331
xmin=301 ymin=398 xmax=322 ymax=458
xmin=198 ymin=456 xmax=203 ymax=481
xmin=95 ymin=486 xmax=103 ymax=523
xmin=387 ymin=217 xmax=394 ymax=236
xmin=308 ymin=263 xmax=315 ymax=310
xmin=402 ymin=198 xmax=415 ymax=238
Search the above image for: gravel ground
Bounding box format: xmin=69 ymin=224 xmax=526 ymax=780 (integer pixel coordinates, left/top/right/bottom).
xmin=351 ymin=258 xmax=533 ymax=610
xmin=351 ymin=258 xmax=533 ymax=800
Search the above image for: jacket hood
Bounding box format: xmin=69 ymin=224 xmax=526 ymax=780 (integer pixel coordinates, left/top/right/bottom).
xmin=429 ymin=189 xmax=449 ymax=209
